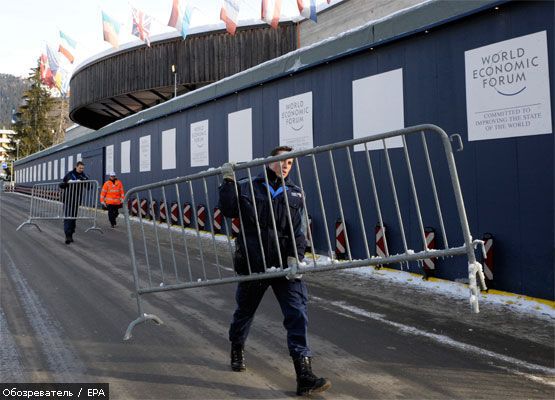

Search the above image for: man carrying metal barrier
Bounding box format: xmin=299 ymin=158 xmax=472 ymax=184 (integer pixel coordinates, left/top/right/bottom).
xmin=219 ymin=145 xmax=331 ymax=396
xmin=100 ymin=171 xmax=125 ymax=228
xmin=59 ymin=161 xmax=90 ymax=244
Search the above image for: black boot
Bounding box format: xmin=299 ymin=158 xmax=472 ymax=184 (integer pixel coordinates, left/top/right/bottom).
xmin=65 ymin=234 xmax=72 ymax=244
xmin=293 ymin=356 xmax=331 ymax=396
xmin=230 ymin=343 xmax=246 ymax=372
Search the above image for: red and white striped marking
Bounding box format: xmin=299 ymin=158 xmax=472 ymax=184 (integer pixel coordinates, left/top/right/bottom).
xmin=140 ymin=198 xmax=148 ymax=218
xmin=483 ymin=233 xmax=494 ymax=281
xmin=335 ymin=218 xmax=346 ymax=259
xmin=131 ymin=198 xmax=139 ymax=216
xmin=231 ymin=217 xmax=240 ymax=237
xmin=213 ymin=207 xmax=222 ymax=234
xmin=159 ymin=201 xmax=167 ymax=223
xmin=375 ymin=223 xmax=388 ymax=258
xmin=423 ymin=227 xmax=436 ymax=271
xmin=197 ymin=204 xmax=206 ymax=230
xmin=170 ymin=202 xmax=179 ymax=225
xmin=183 ymin=202 xmax=192 ymax=226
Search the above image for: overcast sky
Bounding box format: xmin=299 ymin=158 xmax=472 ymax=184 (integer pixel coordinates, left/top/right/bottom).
xmin=0 ymin=0 xmax=334 ymax=78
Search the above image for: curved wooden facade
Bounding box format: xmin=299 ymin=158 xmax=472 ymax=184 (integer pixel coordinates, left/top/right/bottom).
xmin=70 ymin=23 xmax=297 ymax=129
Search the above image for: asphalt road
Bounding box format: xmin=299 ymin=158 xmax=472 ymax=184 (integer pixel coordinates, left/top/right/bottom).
xmin=1 ymin=191 xmax=554 ymax=399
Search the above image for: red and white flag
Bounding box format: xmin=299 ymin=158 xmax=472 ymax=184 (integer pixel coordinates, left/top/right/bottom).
xmin=131 ymin=6 xmax=153 ymax=46
xmin=220 ymin=0 xmax=240 ymax=35
xmin=39 ymin=54 xmax=55 ymax=88
xmin=261 ymin=0 xmax=282 ymax=29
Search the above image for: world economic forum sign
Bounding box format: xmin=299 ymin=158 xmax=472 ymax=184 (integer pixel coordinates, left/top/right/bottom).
xmin=465 ymin=31 xmax=552 ymax=141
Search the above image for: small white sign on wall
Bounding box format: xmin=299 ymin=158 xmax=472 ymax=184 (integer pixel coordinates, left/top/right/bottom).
xmin=352 ymin=68 xmax=405 ymax=151
xmin=162 ymin=129 xmax=176 ymax=170
xmin=228 ymin=108 xmax=253 ymax=162
xmin=139 ymin=135 xmax=151 ymax=172
xmin=121 ymin=140 xmax=131 ymax=173
xmin=465 ymin=30 xmax=552 ymax=141
xmin=77 ymin=153 xmax=82 ymax=162
xmin=105 ymin=145 xmax=114 ymax=175
xmin=190 ymin=120 xmax=209 ymax=167
xmin=279 ymin=92 xmax=313 ymax=151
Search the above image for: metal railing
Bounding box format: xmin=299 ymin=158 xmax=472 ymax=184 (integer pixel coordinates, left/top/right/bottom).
xmin=16 ymin=180 xmax=103 ymax=234
xmin=122 ymin=124 xmax=487 ymax=340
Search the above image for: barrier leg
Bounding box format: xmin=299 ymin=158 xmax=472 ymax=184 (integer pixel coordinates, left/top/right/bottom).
xmin=16 ymin=220 xmax=42 ymax=232
xmin=123 ymin=312 xmax=164 ymax=341
xmin=123 ymin=293 xmax=163 ymax=341
xmin=85 ymin=223 xmax=104 ymax=234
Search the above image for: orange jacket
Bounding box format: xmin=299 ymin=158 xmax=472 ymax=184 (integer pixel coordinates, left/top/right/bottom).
xmin=100 ymin=179 xmax=125 ymax=205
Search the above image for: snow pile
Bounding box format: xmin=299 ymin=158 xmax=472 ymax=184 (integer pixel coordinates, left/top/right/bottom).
xmin=343 ymin=262 xmax=555 ymax=321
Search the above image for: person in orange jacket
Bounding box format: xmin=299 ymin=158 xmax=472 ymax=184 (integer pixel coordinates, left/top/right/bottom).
xmin=100 ymin=171 xmax=125 ymax=228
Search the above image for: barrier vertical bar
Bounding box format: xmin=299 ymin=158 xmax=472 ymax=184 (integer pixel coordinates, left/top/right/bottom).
xmin=328 ymin=151 xmax=352 ymax=261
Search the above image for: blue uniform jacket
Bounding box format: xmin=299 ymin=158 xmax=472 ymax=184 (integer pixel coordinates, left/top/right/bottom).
xmin=219 ymin=169 xmax=306 ymax=274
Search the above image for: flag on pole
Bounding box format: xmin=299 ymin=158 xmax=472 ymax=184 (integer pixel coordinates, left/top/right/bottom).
xmin=39 ymin=53 xmax=55 ymax=88
xmin=261 ymin=0 xmax=282 ymax=29
xmin=168 ymin=0 xmax=192 ymax=39
xmin=297 ymin=0 xmax=317 ymax=22
xmin=102 ymin=11 xmax=121 ymax=48
xmin=58 ymin=31 xmax=76 ymax=63
xmin=131 ymin=6 xmax=153 ymax=46
xmin=46 ymin=44 xmax=60 ymax=75
xmin=220 ymin=0 xmax=240 ymax=35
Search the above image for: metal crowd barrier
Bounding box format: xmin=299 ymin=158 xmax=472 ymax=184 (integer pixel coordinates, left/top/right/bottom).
xmin=16 ymin=180 xmax=103 ymax=233
xmin=122 ymin=124 xmax=487 ymax=340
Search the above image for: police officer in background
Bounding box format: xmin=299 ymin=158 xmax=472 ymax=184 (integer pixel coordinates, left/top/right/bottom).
xmin=59 ymin=161 xmax=89 ymax=244
xmin=219 ymin=146 xmax=331 ymax=396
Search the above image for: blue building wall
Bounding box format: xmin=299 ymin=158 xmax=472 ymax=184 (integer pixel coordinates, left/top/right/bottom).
xmin=14 ymin=1 xmax=554 ymax=299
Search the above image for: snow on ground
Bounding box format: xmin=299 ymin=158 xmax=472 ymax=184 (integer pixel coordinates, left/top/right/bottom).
xmin=344 ymin=263 xmax=555 ymax=321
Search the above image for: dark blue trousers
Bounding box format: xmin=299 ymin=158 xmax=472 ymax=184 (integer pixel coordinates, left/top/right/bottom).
xmin=63 ymin=219 xmax=76 ymax=236
xmin=63 ymin=202 xmax=79 ymax=236
xmin=229 ymin=277 xmax=311 ymax=359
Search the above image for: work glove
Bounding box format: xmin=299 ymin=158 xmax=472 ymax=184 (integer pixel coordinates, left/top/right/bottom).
xmin=221 ymin=162 xmax=236 ymax=182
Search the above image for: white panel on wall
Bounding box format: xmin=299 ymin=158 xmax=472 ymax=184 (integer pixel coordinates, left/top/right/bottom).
xmin=162 ymin=129 xmax=176 ymax=170
xmin=67 ymin=155 xmax=73 ymax=171
xmin=465 ymin=30 xmax=552 ymax=141
xmin=279 ymin=92 xmax=313 ymax=151
xmin=121 ymin=140 xmax=131 ymax=173
xmin=352 ymin=68 xmax=405 ymax=151
xmin=77 ymin=153 xmax=82 ymax=162
xmin=190 ymin=120 xmax=209 ymax=167
xmin=42 ymin=162 xmax=46 ymax=180
xmin=105 ymin=144 xmax=114 ymax=175
xmin=48 ymin=161 xmax=52 ymax=180
xmin=53 ymin=159 xmax=58 ymax=180
xmin=139 ymin=135 xmax=151 ymax=172
xmin=228 ymin=109 xmax=253 ymax=162
xmin=60 ymin=157 xmax=65 ymax=178
xmin=37 ymin=164 xmax=41 ymax=181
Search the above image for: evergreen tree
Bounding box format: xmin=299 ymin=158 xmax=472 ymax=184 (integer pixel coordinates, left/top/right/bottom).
xmin=9 ymin=60 xmax=55 ymax=159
